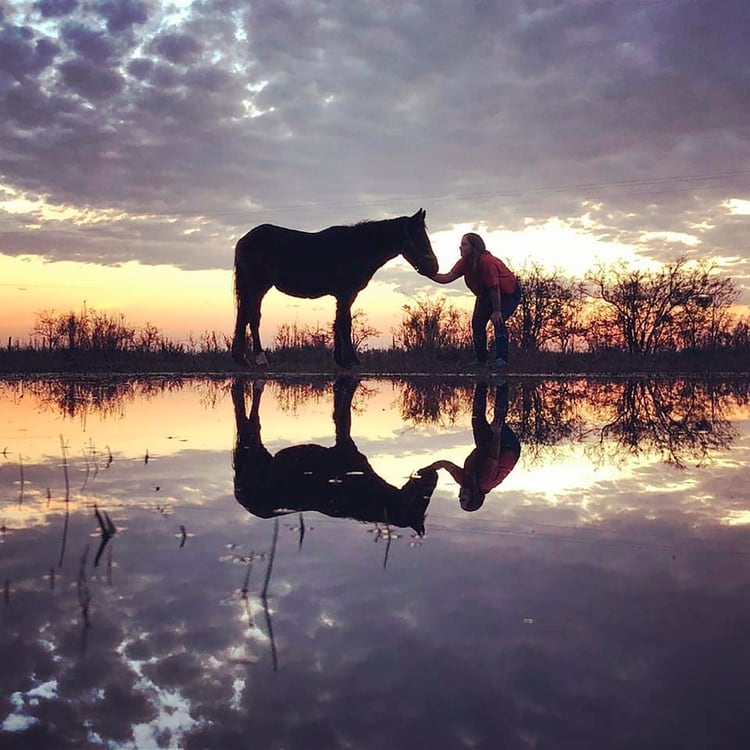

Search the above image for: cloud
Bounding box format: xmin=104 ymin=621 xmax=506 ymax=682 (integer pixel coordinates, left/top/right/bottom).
xmin=149 ymin=31 xmax=204 ymax=65
xmin=60 ymin=22 xmax=117 ymax=63
xmin=34 ymin=0 xmax=79 ymax=18
xmin=0 ymin=0 xmax=747 ymax=306
xmin=96 ymin=0 xmax=148 ymax=34
xmin=58 ymin=57 xmax=125 ymax=99
xmin=0 ymin=23 xmax=58 ymax=80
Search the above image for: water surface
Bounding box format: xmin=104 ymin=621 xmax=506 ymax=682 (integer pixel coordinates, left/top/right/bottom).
xmin=1 ymin=375 xmax=749 ymax=749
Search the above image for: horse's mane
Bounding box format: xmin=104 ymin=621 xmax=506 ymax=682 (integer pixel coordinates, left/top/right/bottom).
xmin=340 ymin=216 xmax=402 ymax=230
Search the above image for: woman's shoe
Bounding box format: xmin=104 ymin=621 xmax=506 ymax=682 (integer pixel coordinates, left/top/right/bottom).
xmin=490 ymin=357 xmax=507 ymax=372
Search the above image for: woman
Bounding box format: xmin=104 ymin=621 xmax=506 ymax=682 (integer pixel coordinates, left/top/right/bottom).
xmin=431 ymin=232 xmax=521 ymax=370
xmin=427 ymin=381 xmax=520 ymax=511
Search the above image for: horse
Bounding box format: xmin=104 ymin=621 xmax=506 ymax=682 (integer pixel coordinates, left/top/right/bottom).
xmin=231 ymin=208 xmax=438 ymax=368
xmin=231 ymin=377 xmax=438 ymax=536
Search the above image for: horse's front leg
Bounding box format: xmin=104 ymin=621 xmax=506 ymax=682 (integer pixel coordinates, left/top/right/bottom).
xmin=248 ymin=289 xmax=269 ymax=367
xmin=231 ymin=378 xmax=264 ymax=457
xmin=334 ymin=296 xmax=359 ymax=368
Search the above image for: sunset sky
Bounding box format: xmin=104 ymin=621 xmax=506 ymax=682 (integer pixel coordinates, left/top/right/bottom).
xmin=1 ymin=0 xmax=749 ymax=346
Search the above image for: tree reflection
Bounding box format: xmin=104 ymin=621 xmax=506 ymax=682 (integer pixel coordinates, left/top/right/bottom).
xmin=585 ymin=378 xmax=740 ymax=468
xmin=395 ymin=377 xmax=473 ymax=425
xmin=3 ymin=375 xmax=745 ymax=471
xmin=514 ymin=379 xmax=589 ymax=461
xmin=232 ymin=377 xmax=438 ymax=535
xmin=392 ymin=376 xmax=744 ymax=468
xmin=269 ymin=378 xmax=331 ymax=415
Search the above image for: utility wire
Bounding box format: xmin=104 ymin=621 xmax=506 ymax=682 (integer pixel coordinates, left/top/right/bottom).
xmin=181 ymin=171 xmax=750 ymax=219
xmin=28 ymin=169 xmax=746 ymax=221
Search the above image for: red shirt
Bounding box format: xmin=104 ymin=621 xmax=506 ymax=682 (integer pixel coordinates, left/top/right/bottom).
xmin=465 ymin=445 xmax=520 ymax=493
xmin=451 ymin=253 xmax=517 ymax=295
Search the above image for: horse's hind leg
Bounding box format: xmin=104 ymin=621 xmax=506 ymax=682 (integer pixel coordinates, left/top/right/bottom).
xmin=233 ymin=281 xmax=269 ymax=367
xmin=231 ymin=297 xmax=250 ymax=365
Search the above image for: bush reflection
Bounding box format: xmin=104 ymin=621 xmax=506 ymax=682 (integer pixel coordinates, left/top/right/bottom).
xmin=3 ymin=375 xmax=744 ymax=471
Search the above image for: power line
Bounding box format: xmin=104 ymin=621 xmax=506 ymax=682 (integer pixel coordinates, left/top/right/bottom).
xmin=136 ymin=169 xmax=750 ymax=220
xmin=3 ymin=169 xmax=748 ymax=223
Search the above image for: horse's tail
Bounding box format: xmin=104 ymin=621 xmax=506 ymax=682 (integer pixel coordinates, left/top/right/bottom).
xmin=233 ymin=236 xmax=248 ymax=311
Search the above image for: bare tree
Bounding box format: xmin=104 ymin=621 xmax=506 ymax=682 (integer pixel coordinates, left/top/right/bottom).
xmin=31 ymin=309 xmax=59 ymax=350
xmin=350 ymin=309 xmax=381 ymax=351
xmin=509 ymin=264 xmax=586 ymax=352
xmin=584 ymin=256 xmax=737 ymax=355
xmin=672 ymin=262 xmax=739 ymax=350
xmin=136 ymin=322 xmax=162 ymax=352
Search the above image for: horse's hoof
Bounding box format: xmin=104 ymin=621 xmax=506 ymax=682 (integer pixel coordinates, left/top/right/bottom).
xmin=335 ymin=355 xmax=360 ymax=369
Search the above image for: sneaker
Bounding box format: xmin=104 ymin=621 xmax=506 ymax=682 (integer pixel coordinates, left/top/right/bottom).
xmin=490 ymin=357 xmax=507 ymax=372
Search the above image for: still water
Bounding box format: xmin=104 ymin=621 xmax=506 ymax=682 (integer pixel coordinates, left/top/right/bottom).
xmin=1 ymin=375 xmax=749 ymax=750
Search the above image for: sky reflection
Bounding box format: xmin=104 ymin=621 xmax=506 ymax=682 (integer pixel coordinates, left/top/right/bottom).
xmin=1 ymin=375 xmax=749 ymax=748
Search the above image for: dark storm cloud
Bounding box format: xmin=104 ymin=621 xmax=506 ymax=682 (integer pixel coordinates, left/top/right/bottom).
xmin=34 ymin=0 xmax=78 ymax=18
xmin=149 ymin=31 xmax=204 ymax=65
xmin=0 ymin=24 xmax=58 ymax=79
xmin=96 ymin=0 xmax=148 ymax=33
xmin=58 ymin=57 xmax=125 ymax=99
xmin=60 ymin=22 xmax=117 ymax=63
xmin=2 ymin=78 xmax=57 ymax=126
xmin=0 ymin=0 xmax=748 ymax=291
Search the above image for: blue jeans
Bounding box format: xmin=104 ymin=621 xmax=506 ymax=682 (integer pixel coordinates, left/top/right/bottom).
xmin=471 ymin=282 xmax=521 ymax=363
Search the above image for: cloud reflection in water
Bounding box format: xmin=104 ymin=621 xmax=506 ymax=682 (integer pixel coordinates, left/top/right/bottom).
xmin=1 ymin=375 xmax=749 ymax=748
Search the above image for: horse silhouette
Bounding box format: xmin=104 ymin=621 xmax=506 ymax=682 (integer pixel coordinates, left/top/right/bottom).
xmin=232 ymin=377 xmax=438 ymax=535
xmin=231 ymin=209 xmax=438 ymax=369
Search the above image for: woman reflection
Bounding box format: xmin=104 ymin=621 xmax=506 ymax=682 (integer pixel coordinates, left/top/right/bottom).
xmin=428 ymin=380 xmax=520 ymax=511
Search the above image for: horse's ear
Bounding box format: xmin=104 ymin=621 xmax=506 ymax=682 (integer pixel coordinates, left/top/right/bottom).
xmin=413 ymin=208 xmax=426 ymax=222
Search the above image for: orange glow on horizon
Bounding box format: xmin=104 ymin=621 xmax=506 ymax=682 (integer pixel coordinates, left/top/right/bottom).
xmin=2 ymin=217 xmax=748 ymax=349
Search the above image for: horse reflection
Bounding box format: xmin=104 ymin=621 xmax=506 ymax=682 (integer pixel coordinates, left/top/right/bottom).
xmin=232 ymin=377 xmax=438 ymax=535
xmin=429 ymin=380 xmax=520 ymax=511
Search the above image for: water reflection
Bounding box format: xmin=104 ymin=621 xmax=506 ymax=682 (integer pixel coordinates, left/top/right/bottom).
xmin=232 ymin=377 xmax=438 ymax=536
xmin=428 ymin=379 xmax=521 ymax=511
xmin=2 ymin=376 xmax=750 ymax=748
xmin=392 ymin=377 xmax=743 ymax=469
xmin=2 ymin=376 xmax=745 ymax=471
xmin=587 ymin=378 xmax=739 ymax=467
xmin=3 ymin=375 xmax=194 ymax=419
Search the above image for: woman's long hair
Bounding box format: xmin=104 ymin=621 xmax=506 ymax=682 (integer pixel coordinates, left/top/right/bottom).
xmin=462 ymin=232 xmax=487 ymax=274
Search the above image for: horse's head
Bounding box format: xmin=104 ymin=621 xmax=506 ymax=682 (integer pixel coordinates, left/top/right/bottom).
xmin=399 ymin=466 xmax=438 ymax=537
xmin=402 ymin=208 xmax=438 ymax=278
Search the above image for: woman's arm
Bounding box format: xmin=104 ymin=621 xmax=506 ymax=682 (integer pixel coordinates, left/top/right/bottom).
xmin=431 ymin=268 xmax=463 ymax=284
xmin=488 ymin=285 xmax=503 ymax=322
xmin=426 ymin=459 xmax=465 ymax=484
